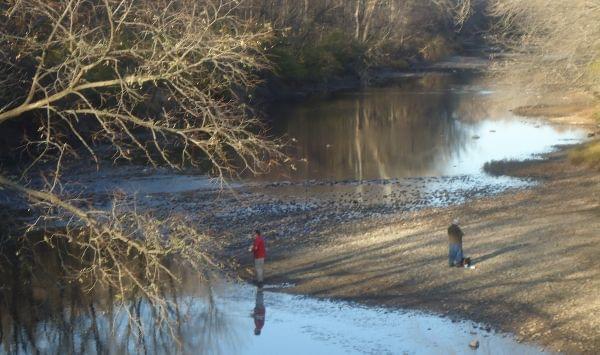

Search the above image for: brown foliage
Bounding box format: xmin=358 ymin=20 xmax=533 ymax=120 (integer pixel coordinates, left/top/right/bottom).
xmin=0 ymin=0 xmax=281 ymax=335
xmin=489 ymin=0 xmax=600 ymax=97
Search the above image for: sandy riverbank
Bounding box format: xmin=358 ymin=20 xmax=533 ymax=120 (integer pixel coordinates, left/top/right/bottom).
xmin=245 ymin=109 xmax=600 ymax=353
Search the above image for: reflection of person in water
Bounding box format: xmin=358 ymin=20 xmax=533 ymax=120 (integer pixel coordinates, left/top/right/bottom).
xmin=253 ymin=288 xmax=266 ymax=335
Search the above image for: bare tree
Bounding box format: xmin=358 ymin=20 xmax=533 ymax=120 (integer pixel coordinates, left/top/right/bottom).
xmin=433 ymin=0 xmax=474 ymax=28
xmin=0 ymin=0 xmax=280 ymax=336
xmin=489 ymin=0 xmax=600 ymax=98
xmin=239 ymin=0 xmax=475 ymax=67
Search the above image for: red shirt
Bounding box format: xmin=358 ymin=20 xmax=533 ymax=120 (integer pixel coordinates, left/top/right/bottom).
xmin=252 ymin=235 xmax=266 ymax=259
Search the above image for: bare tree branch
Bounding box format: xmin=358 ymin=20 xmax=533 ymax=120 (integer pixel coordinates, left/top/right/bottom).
xmin=489 ymin=0 xmax=600 ymax=97
xmin=0 ymin=0 xmax=283 ymax=338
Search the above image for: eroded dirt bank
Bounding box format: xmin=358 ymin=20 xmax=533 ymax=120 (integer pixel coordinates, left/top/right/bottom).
xmin=254 ymin=146 xmax=599 ymax=353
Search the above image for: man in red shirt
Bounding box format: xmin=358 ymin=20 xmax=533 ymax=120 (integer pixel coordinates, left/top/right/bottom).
xmin=250 ymin=229 xmax=266 ymax=288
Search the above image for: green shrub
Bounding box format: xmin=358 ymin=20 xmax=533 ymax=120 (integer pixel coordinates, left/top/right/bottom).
xmin=271 ymin=45 xmax=309 ymax=81
xmin=302 ymin=45 xmax=343 ymax=80
xmin=319 ymin=31 xmax=365 ymax=70
xmin=270 ymin=31 xmax=366 ymax=83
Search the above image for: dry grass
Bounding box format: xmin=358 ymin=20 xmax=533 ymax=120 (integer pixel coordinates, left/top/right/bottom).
xmin=483 ymin=158 xmax=538 ymax=177
xmin=512 ymin=104 xmax=590 ymax=118
xmin=570 ymin=141 xmax=600 ymax=170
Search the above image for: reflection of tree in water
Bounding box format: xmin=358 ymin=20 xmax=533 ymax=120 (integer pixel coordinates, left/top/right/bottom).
xmin=269 ymin=73 xmax=481 ymax=181
xmin=0 ymin=237 xmax=234 ymax=354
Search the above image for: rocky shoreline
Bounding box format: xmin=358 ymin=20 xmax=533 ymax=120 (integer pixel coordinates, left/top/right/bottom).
xmin=255 ymin=111 xmax=599 ymax=354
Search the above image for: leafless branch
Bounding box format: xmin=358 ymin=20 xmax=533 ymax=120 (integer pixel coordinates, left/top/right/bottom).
xmin=0 ymin=0 xmax=282 ymax=339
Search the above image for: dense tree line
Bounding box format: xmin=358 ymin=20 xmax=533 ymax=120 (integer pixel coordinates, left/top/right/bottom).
xmin=238 ymin=0 xmax=479 ymax=83
xmin=489 ymin=0 xmax=600 ymax=98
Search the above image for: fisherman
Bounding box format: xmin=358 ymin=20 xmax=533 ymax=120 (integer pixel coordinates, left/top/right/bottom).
xmin=448 ymin=219 xmax=464 ymax=267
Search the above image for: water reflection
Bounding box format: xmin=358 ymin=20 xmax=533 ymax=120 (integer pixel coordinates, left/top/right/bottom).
xmin=0 ymin=239 xmax=222 ymax=354
xmin=265 ymin=73 xmax=584 ymax=182
xmin=252 ymin=288 xmax=266 ymax=336
xmin=266 ymin=73 xmax=469 ymax=181
xmin=0 ymin=241 xmax=551 ymax=354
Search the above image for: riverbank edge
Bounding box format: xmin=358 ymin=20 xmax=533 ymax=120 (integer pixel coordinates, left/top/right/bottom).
xmin=244 ymin=105 xmax=599 ymax=353
xmin=254 ymin=58 xmax=489 ymax=104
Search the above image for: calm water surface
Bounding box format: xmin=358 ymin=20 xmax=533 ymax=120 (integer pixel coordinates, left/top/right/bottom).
xmin=0 ymin=274 xmax=555 ymax=355
xmin=203 ymin=283 xmax=554 ymax=355
xmin=263 ymin=72 xmax=584 ymax=182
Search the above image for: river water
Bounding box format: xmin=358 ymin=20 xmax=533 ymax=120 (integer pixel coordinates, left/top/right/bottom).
xmin=263 ymin=72 xmax=584 ymax=182
xmin=0 ymin=71 xmax=584 ymax=354
xmin=0 ymin=273 xmax=555 ymax=355
xmin=198 ymin=282 xmax=554 ymax=355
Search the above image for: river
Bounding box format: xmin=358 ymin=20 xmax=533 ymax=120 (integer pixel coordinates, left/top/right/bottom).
xmin=0 ymin=70 xmax=585 ymax=354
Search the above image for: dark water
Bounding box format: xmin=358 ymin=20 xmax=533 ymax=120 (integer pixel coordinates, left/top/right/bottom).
xmin=61 ymin=72 xmax=586 ymax=214
xmin=263 ymin=72 xmax=584 ymax=182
